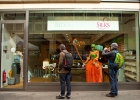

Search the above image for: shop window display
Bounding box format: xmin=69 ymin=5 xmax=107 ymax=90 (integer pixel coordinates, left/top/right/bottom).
xmin=27 ymin=11 xmax=139 ymax=83
xmin=84 ymin=44 xmax=103 ymax=82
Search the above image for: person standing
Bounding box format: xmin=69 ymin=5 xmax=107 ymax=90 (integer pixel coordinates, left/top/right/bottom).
xmin=102 ymin=43 xmax=119 ymax=97
xmin=56 ymin=44 xmax=71 ymax=99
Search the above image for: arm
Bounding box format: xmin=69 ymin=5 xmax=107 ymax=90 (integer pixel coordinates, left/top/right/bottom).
xmin=58 ymin=52 xmax=64 ymax=70
xmin=85 ymin=51 xmax=91 ymax=64
xmin=102 ymin=50 xmax=112 ymax=56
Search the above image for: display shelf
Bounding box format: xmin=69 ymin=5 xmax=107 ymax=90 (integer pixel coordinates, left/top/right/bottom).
xmin=125 ymin=62 xmax=136 ymax=66
xmin=125 ymin=56 xmax=136 ymax=60
xmin=124 ymin=73 xmax=136 ymax=81
xmin=126 ymin=78 xmax=137 ymax=82
xmin=124 ymin=67 xmax=137 ymax=73
xmin=124 ymin=50 xmax=137 ymax=82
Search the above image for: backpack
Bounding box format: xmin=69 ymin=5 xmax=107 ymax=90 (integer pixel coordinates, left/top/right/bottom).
xmin=63 ymin=52 xmax=73 ymax=69
xmin=114 ymin=52 xmax=124 ymax=69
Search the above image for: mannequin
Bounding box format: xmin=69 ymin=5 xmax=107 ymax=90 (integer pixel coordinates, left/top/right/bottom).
xmin=84 ymin=44 xmax=102 ymax=82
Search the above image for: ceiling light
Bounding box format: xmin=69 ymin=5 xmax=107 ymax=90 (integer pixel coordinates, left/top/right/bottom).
xmin=66 ymin=34 xmax=67 ymax=35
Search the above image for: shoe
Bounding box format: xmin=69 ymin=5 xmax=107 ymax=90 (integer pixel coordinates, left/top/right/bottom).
xmin=56 ymin=95 xmax=65 ymax=99
xmin=66 ymin=95 xmax=70 ymax=99
xmin=106 ymin=93 xmax=115 ymax=97
xmin=109 ymin=92 xmax=118 ymax=96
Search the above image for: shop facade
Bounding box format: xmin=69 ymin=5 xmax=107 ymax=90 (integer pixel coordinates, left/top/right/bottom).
xmin=0 ymin=1 xmax=140 ymax=91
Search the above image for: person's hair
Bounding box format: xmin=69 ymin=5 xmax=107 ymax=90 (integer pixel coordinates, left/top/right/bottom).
xmin=111 ymin=43 xmax=118 ymax=49
xmin=59 ymin=44 xmax=66 ymax=50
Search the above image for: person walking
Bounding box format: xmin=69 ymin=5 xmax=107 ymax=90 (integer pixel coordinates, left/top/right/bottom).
xmin=56 ymin=44 xmax=72 ymax=99
xmin=102 ymin=43 xmax=119 ymax=97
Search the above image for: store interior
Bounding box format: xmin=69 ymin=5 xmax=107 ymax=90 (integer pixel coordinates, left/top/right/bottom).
xmin=0 ymin=11 xmax=139 ymax=89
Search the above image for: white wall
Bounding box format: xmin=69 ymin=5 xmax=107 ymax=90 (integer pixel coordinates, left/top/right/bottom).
xmin=1 ymin=24 xmax=16 ymax=88
xmin=0 ymin=3 xmax=139 ymax=10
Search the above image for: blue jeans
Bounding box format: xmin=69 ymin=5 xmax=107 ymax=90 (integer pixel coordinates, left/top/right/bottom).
xmin=59 ymin=73 xmax=71 ymax=96
xmin=108 ymin=68 xmax=118 ymax=95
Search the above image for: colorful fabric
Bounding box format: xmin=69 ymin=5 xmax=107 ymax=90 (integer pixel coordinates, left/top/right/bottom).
xmin=85 ymin=50 xmax=103 ymax=82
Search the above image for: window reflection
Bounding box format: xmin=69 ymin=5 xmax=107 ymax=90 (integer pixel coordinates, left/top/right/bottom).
xmin=28 ymin=11 xmax=139 ymax=83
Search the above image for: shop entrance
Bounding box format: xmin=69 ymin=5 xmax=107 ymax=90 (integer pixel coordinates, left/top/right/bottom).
xmin=0 ymin=21 xmax=26 ymax=90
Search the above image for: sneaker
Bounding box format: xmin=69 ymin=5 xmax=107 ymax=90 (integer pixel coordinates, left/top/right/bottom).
xmin=66 ymin=95 xmax=70 ymax=99
xmin=106 ymin=93 xmax=115 ymax=97
xmin=56 ymin=95 xmax=65 ymax=99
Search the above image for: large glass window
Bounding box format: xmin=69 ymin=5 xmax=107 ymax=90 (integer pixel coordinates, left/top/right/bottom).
xmin=28 ymin=11 xmax=139 ymax=83
xmin=0 ymin=23 xmax=25 ymax=89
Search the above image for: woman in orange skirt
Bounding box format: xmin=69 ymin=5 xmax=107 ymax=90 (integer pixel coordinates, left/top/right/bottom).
xmin=84 ymin=44 xmax=102 ymax=82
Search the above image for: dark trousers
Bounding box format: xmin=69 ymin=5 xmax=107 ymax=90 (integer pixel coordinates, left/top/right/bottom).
xmin=59 ymin=73 xmax=71 ymax=96
xmin=108 ymin=68 xmax=118 ymax=95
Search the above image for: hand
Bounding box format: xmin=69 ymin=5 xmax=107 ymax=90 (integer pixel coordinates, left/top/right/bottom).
xmin=104 ymin=47 xmax=108 ymax=51
xmin=104 ymin=47 xmax=110 ymax=52
xmin=82 ymin=63 xmax=86 ymax=68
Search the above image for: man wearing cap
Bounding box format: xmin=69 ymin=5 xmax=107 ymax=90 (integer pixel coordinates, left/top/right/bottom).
xmin=102 ymin=43 xmax=119 ymax=97
xmin=56 ymin=44 xmax=71 ymax=99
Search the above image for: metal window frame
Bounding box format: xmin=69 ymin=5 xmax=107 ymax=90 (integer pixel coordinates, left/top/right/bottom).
xmin=0 ymin=10 xmax=28 ymax=91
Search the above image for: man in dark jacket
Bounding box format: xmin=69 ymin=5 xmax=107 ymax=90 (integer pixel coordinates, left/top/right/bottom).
xmin=102 ymin=43 xmax=119 ymax=97
xmin=56 ymin=44 xmax=71 ymax=99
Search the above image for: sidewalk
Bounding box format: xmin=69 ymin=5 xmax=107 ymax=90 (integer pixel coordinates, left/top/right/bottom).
xmin=0 ymin=90 xmax=140 ymax=100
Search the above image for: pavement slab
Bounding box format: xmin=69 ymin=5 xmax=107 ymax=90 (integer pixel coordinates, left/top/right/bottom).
xmin=0 ymin=90 xmax=140 ymax=100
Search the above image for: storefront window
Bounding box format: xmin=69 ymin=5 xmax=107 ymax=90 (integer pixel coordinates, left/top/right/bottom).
xmin=28 ymin=11 xmax=139 ymax=83
xmin=0 ymin=23 xmax=24 ymax=88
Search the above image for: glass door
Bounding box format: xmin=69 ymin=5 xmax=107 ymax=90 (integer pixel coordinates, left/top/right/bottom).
xmin=0 ymin=21 xmax=26 ymax=90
